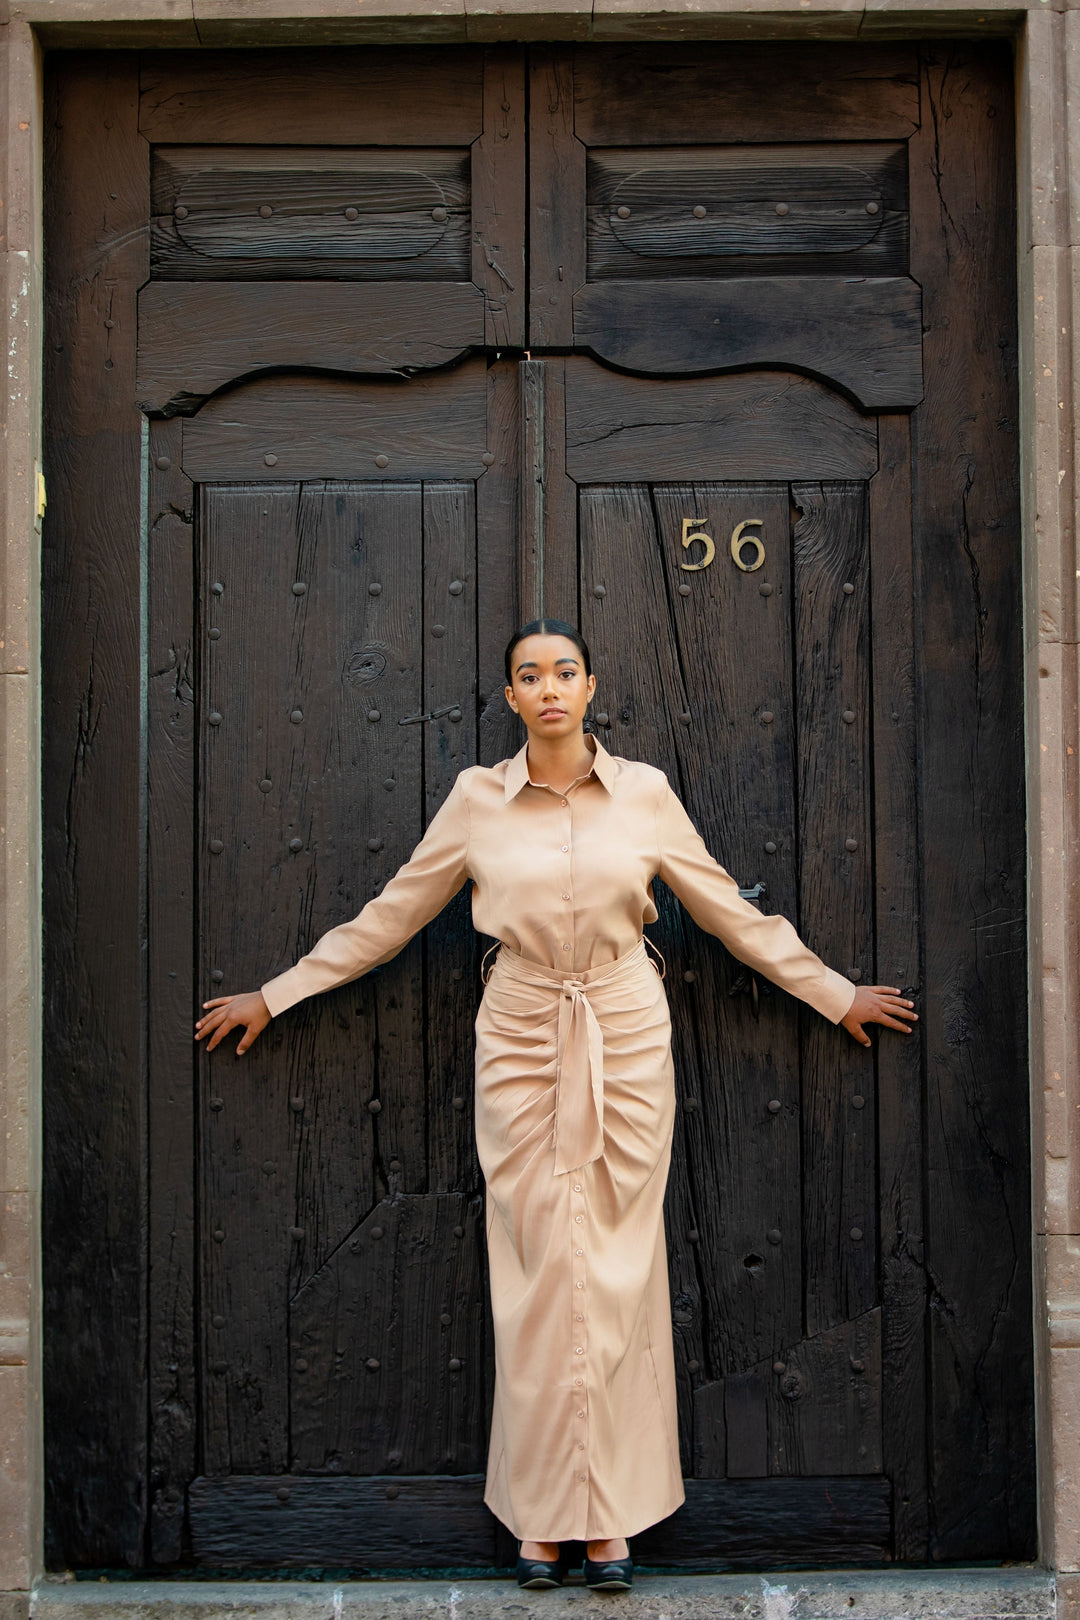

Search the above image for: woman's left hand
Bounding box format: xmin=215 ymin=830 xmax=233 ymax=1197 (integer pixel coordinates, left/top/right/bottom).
xmin=840 ymin=986 xmax=918 ymax=1047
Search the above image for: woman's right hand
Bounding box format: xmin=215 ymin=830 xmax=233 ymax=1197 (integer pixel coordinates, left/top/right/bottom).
xmin=194 ymin=990 xmax=272 ymax=1054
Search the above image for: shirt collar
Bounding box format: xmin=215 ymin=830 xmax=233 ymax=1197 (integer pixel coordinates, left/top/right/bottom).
xmin=504 ymin=733 xmax=616 ymax=801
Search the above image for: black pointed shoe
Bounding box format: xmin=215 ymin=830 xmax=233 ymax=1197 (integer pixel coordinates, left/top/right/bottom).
xmin=516 ymin=1554 xmax=566 ymax=1589
xmin=583 ymin=1555 xmax=633 ymax=1591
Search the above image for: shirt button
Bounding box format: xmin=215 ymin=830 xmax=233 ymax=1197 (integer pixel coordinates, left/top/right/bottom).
xmin=575 ymin=1346 xmax=584 ymax=1354
xmin=577 ymin=1473 xmax=587 ymax=1482
xmin=576 ymin=1281 xmax=585 ymax=1289
xmin=574 ymin=1378 xmax=583 ymax=1386
xmin=575 ymin=1313 xmax=584 ymax=1322
xmin=561 ymin=844 xmax=569 ymax=853
xmin=578 ymin=1442 xmax=586 ymax=1450
xmin=562 ymin=893 xmax=571 ymax=901
xmin=562 ymin=943 xmax=571 ymax=951
xmin=575 ymin=1214 xmax=584 ymax=1224
xmin=573 ymin=1183 xmax=582 ymax=1191
xmin=575 ymin=1248 xmax=584 ymax=1256
xmin=577 ymin=1410 xmax=586 ymax=1418
xmin=561 ymin=799 xmax=568 ymax=806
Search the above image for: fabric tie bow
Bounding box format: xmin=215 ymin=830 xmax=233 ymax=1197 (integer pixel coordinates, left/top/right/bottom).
xmin=553 ymin=976 xmax=606 ymax=1175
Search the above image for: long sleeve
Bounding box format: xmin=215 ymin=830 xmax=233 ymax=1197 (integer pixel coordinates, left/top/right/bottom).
xmin=655 ymin=778 xmax=856 ymax=1025
xmin=260 ymin=773 xmax=471 ymax=1017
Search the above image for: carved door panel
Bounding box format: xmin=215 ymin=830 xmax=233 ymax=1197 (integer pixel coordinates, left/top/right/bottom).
xmin=148 ymin=360 xmax=520 ymax=1568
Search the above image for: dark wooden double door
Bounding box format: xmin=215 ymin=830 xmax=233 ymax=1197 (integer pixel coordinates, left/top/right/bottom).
xmin=43 ymin=41 xmax=1033 ymax=1573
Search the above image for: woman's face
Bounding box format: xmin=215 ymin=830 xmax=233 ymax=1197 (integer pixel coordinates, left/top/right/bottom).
xmin=505 ymin=633 xmax=597 ymax=740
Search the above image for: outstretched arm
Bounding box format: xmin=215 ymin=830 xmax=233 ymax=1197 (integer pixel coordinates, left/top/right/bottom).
xmin=655 ymin=780 xmax=916 ymax=1041
xmin=194 ymin=772 xmax=471 ymax=1055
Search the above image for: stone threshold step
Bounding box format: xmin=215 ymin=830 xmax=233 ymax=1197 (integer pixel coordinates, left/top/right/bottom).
xmin=28 ymin=1567 xmax=1056 ymax=1620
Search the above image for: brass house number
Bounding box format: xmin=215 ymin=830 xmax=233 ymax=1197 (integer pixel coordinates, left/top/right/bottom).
xmin=680 ymin=517 xmax=766 ymax=573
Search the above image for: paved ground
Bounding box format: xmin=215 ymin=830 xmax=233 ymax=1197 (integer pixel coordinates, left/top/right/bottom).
xmin=24 ymin=1568 xmax=1058 ymax=1620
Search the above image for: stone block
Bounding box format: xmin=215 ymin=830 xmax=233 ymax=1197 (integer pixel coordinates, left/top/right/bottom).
xmin=0 ymin=1193 xmax=30 ymax=1362
xmin=8 ymin=1 xmax=200 ymax=46
xmin=465 ymin=0 xmax=591 ymax=42
xmin=0 ymin=668 xmax=36 ymax=1202
xmin=590 ymin=0 xmax=862 ymax=39
xmin=193 ymin=0 xmax=469 ymax=43
xmin=0 ymin=1367 xmax=30 ymax=1593
xmin=27 ymin=1569 xmax=1060 ymax=1620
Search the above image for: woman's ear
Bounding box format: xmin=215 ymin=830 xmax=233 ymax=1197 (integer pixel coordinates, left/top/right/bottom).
xmin=586 ymin=673 xmax=597 ymax=701
xmin=504 ymin=682 xmax=518 ymax=712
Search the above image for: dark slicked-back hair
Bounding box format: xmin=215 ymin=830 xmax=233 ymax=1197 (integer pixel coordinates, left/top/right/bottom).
xmin=504 ymin=619 xmax=593 ymax=685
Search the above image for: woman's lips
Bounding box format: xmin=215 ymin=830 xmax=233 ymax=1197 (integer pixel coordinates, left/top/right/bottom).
xmin=539 ymin=708 xmax=565 ymax=717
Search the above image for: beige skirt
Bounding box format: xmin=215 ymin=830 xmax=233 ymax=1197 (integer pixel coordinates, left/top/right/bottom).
xmin=473 ymin=937 xmax=686 ymax=1542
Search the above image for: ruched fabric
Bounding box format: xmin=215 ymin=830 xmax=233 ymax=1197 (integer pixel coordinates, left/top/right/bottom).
xmin=474 ymin=938 xmax=685 ymax=1541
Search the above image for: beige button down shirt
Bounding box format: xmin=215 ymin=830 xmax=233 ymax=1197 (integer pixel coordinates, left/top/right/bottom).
xmin=261 ymin=735 xmax=856 ymax=1025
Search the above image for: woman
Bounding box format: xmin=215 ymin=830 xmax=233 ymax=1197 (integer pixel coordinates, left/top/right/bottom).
xmin=195 ymin=619 xmax=917 ymax=1591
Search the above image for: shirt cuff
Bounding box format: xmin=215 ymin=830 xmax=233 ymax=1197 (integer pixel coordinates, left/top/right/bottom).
xmin=817 ymin=965 xmax=858 ymax=1024
xmin=260 ymin=968 xmax=308 ymax=1019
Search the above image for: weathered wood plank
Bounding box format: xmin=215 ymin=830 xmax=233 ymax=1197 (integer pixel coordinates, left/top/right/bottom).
xmin=650 ymin=484 xmax=804 ymax=1381
xmin=586 ymin=144 xmax=909 ymax=279
xmin=572 ymin=44 xmax=919 ymax=145
xmin=188 ymin=1475 xmax=499 ymax=1568
xmin=181 ymin=362 xmax=490 ymax=483
xmin=139 ymin=49 xmax=484 ymax=145
xmin=528 ymin=47 xmax=584 ymax=346
xmin=290 ymin=1195 xmax=489 ymax=1474
xmin=573 ymin=278 xmax=923 ymax=410
xmin=42 ymin=51 xmax=149 ymax=1571
xmin=477 ymin=359 xmax=520 ymax=768
xmin=705 ymin=1313 xmax=882 ymax=1481
xmin=147 ymin=417 xmax=197 ymax=1564
xmin=631 ymin=1476 xmax=892 ymax=1566
xmin=869 ymin=413 xmax=928 ymax=1558
xmin=908 ymin=42 xmax=1033 ymax=1560
xmin=423 ymin=484 xmax=481 ymax=1195
xmin=187 ymin=1472 xmax=890 ymax=1570
xmin=149 ymin=146 xmax=471 ymax=280
xmin=792 ymin=482 xmax=875 ymax=1336
xmin=137 ymin=282 xmax=486 ymax=416
xmin=474 ymin=47 xmax=526 ymax=347
xmin=564 ymin=362 xmax=878 ymax=485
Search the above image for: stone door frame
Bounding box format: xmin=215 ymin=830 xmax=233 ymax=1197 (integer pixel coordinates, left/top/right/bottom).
xmin=0 ymin=2 xmax=1075 ymax=1606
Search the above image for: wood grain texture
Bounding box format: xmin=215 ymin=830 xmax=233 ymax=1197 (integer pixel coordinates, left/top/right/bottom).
xmin=564 ymin=362 xmax=878 ymax=485
xmin=181 ymin=362 xmax=490 ymax=482
xmin=476 ymin=360 xmax=521 ymax=768
xmin=792 ymin=483 xmax=875 ymax=1336
xmin=42 ymin=51 xmax=149 ymax=1571
xmin=187 ymin=1472 xmax=889 ymax=1570
xmin=649 ymin=486 xmax=803 ymax=1379
xmin=908 ymin=43 xmax=1033 ymax=1561
xmin=587 ymin=144 xmax=909 ymax=279
xmin=137 ymin=282 xmax=486 ymax=415
xmin=572 ymin=44 xmax=919 ymax=145
xmin=422 ymin=483 xmax=482 ymax=1195
xmin=528 ymin=47 xmax=585 ymax=346
xmin=573 ymin=278 xmax=923 ymax=410
xmin=719 ymin=1308 xmax=881 ymax=1478
xmin=290 ymin=1194 xmax=489 ymax=1473
xmin=629 ymin=1476 xmax=891 ymax=1566
xmin=147 ymin=418 xmax=197 ymax=1565
xmin=869 ymin=414 xmax=928 ymax=1558
xmin=188 ymin=1475 xmax=498 ymax=1568
xmin=139 ymin=48 xmax=485 ymax=145
xmin=474 ymin=47 xmax=526 ymax=347
xmin=150 ymin=146 xmax=470 ymax=280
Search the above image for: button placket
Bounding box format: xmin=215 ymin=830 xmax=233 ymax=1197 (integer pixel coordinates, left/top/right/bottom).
xmin=570 ymin=1172 xmax=590 ymax=1496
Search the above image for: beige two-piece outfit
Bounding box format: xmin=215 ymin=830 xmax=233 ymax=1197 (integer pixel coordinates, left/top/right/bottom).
xmin=260 ymin=734 xmax=856 ymax=1543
